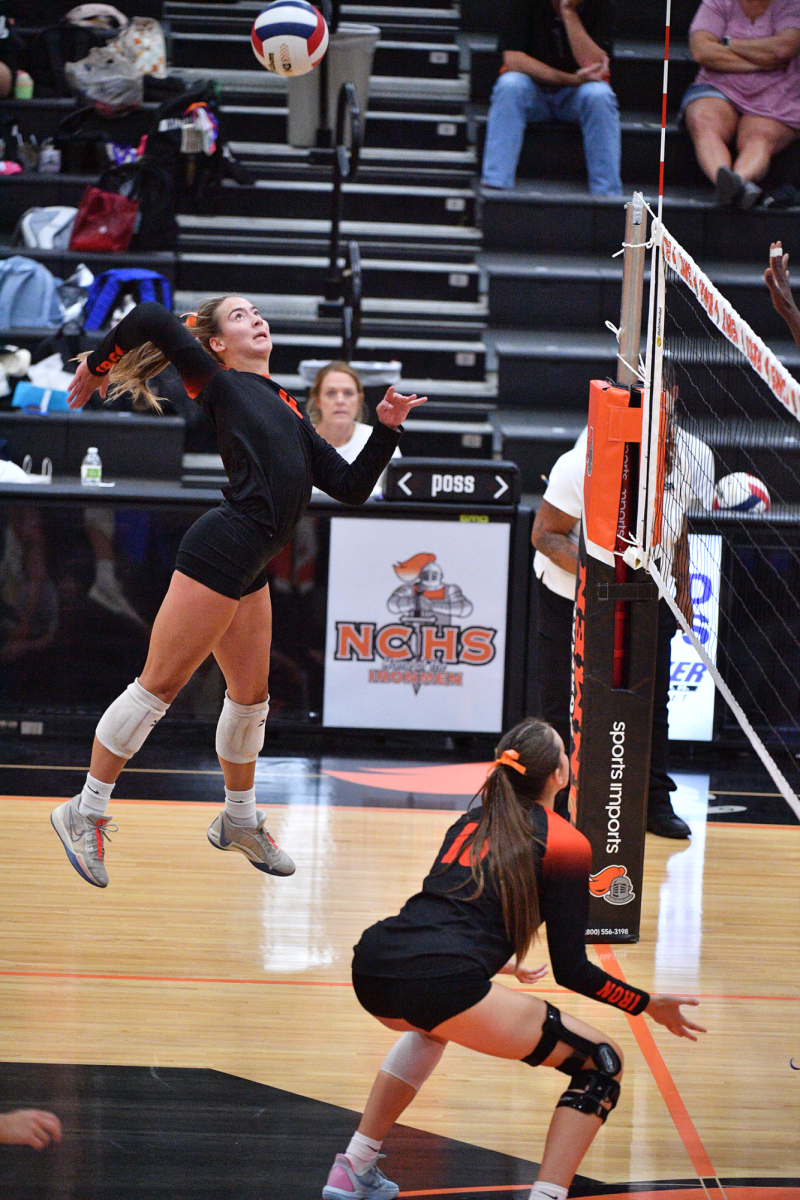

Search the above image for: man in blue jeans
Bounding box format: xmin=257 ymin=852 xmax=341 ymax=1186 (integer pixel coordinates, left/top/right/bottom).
xmin=482 ymin=0 xmax=622 ymax=196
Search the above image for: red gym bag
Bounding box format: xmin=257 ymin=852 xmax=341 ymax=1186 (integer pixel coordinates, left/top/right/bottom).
xmin=68 ymin=185 xmax=139 ymax=253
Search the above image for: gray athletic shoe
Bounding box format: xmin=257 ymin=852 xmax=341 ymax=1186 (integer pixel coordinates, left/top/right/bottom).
xmin=207 ymin=809 xmax=295 ymax=876
xmin=50 ymin=798 xmax=116 ymax=888
xmin=322 ymin=1154 xmax=399 ymax=1200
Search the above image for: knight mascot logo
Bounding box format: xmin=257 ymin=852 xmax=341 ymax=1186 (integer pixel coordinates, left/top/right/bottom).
xmin=334 ymin=550 xmax=497 ymax=692
xmin=589 ymin=864 xmax=635 ymax=905
xmin=389 ymin=552 xmax=474 ymax=622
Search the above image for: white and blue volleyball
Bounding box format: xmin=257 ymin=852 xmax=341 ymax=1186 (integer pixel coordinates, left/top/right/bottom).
xmin=713 ymin=472 xmax=771 ymax=515
xmin=251 ymin=1 xmax=329 ymax=76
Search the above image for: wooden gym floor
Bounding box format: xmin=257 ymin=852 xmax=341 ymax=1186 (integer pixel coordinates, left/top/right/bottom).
xmin=0 ymin=739 xmax=798 ymax=1199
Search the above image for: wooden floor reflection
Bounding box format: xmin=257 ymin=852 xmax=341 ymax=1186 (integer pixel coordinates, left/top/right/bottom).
xmin=1 ymin=791 xmax=799 ymax=1196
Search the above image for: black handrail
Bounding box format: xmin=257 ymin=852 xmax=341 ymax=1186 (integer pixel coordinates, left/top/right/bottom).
xmin=322 ymin=80 xmax=363 ymax=358
xmin=315 ymin=0 xmax=340 ymax=149
xmin=340 ymin=240 xmax=362 ymax=361
xmin=324 ymin=80 xmax=361 ymax=292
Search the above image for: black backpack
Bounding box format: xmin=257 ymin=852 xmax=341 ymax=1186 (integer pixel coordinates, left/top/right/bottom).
xmin=98 ymin=160 xmax=179 ymax=252
xmin=55 ymin=105 xmax=153 ymax=175
xmin=145 ymin=82 xmax=226 ymax=213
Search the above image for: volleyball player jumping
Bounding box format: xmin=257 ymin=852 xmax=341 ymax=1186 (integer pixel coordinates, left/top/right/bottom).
xmin=321 ymin=718 xmax=705 ymax=1200
xmin=52 ymin=297 xmax=425 ymax=887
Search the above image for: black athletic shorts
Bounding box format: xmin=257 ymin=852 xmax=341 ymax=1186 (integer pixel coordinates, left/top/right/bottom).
xmin=352 ymin=970 xmax=492 ymax=1033
xmin=176 ymin=502 xmax=283 ymax=601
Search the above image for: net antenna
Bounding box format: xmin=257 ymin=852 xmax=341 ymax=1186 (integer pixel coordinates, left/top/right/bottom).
xmin=657 ymin=0 xmax=672 ymax=225
xmin=636 ymin=214 xmax=800 ymax=820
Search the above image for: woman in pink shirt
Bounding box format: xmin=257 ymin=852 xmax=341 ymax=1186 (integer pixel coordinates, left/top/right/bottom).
xmin=680 ymin=0 xmax=800 ymax=207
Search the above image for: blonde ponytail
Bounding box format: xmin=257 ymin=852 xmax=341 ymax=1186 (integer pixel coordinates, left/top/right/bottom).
xmin=79 ymin=295 xmax=236 ymax=412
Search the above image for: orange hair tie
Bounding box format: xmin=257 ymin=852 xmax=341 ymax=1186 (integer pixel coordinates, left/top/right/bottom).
xmin=184 ymin=313 xmax=198 ymax=328
xmin=494 ymin=748 xmax=527 ymax=776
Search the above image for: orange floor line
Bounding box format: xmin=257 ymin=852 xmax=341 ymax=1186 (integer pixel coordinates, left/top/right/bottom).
xmin=397 ymin=1187 xmax=531 ymax=1197
xmin=0 ymin=969 xmax=351 ymax=987
xmin=0 ymin=795 xmax=454 ymax=815
xmin=596 ymin=944 xmax=715 ymax=1180
xmin=1 ymin=969 xmax=798 ymax=1005
xmin=395 ymin=1188 xmax=800 ymax=1199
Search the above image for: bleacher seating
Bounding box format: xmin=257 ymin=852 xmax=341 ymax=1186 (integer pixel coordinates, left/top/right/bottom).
xmin=471 ymin=0 xmax=800 ymax=487
xmin=0 ymin=0 xmax=798 ymax=493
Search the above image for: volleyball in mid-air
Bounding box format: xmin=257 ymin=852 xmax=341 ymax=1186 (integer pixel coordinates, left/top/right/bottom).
xmin=713 ymin=472 xmax=771 ymax=515
xmin=251 ymin=1 xmax=329 ymax=76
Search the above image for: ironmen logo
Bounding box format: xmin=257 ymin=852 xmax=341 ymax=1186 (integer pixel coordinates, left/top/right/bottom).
xmin=334 ymin=551 xmax=497 ymax=694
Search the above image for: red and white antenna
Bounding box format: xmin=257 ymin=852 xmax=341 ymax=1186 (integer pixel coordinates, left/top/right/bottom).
xmin=658 ymin=0 xmax=672 ymax=222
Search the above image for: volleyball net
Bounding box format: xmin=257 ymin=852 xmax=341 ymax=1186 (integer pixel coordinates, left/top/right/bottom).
xmin=638 ymin=216 xmax=800 ymax=814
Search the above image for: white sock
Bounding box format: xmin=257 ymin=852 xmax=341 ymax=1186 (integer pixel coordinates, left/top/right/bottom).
xmin=78 ymin=773 xmax=115 ymax=818
xmin=224 ymin=786 xmax=257 ymax=827
xmin=529 ymin=1184 xmax=568 ymax=1200
xmin=345 ymin=1130 xmax=382 ymax=1175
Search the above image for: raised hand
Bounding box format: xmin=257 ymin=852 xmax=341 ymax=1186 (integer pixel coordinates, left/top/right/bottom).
xmin=67 ymin=358 xmax=108 ymax=410
xmin=765 ymin=241 xmax=798 ymax=322
xmin=375 ymin=386 xmax=427 ymax=430
xmin=645 ymin=994 xmax=707 ymax=1041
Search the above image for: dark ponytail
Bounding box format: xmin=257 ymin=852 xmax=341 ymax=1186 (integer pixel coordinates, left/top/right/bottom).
xmin=467 ymin=718 xmax=562 ymax=964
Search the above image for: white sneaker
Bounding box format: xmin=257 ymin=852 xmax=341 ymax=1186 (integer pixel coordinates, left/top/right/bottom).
xmin=207 ymin=809 xmax=295 ymax=876
xmin=51 ymin=798 xmax=116 ymax=887
xmin=322 ymin=1154 xmax=399 ymax=1199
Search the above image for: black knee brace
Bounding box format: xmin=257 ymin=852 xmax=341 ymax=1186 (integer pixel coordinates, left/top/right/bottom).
xmin=556 ymin=1068 xmax=621 ymax=1123
xmin=522 ymin=1002 xmax=621 ymax=1123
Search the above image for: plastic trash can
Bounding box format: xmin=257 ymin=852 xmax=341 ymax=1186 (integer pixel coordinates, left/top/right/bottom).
xmin=287 ymin=23 xmax=380 ymax=148
xmin=299 ymin=360 xmax=402 ymax=388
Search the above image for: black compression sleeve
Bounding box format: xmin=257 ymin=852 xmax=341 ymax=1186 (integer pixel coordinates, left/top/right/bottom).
xmin=85 ymin=302 xmax=219 ymax=399
xmin=309 ymin=421 xmax=402 ymax=505
xmin=540 ymin=814 xmax=650 ymax=1015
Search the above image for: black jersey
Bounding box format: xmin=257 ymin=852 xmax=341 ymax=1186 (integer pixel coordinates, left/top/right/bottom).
xmin=86 ymin=303 xmax=402 ymax=540
xmin=353 ymin=804 xmax=649 ymax=1017
xmin=499 ymin=0 xmax=615 ymax=72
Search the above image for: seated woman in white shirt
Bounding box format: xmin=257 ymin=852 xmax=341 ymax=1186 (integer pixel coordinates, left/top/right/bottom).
xmin=307 ymin=361 xmax=401 ymax=497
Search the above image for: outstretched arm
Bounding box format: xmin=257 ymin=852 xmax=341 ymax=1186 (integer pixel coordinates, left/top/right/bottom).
xmin=765 ymin=241 xmax=800 ymax=352
xmin=67 ymin=302 xmax=218 ymax=409
xmin=310 ymin=387 xmax=427 ymax=504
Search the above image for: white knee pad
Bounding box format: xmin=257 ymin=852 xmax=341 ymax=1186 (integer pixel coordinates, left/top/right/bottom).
xmin=215 ymin=692 xmax=269 ymax=764
xmin=380 ymin=1031 xmax=445 ymax=1092
xmin=95 ymin=678 xmax=169 ymax=760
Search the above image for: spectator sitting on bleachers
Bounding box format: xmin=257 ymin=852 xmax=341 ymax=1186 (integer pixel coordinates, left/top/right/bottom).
xmin=0 ymin=61 xmax=11 ymax=100
xmin=308 ymin=361 xmax=401 ymax=497
xmin=481 ymin=0 xmax=622 ymax=196
xmin=681 ymin=0 xmax=800 ymax=209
